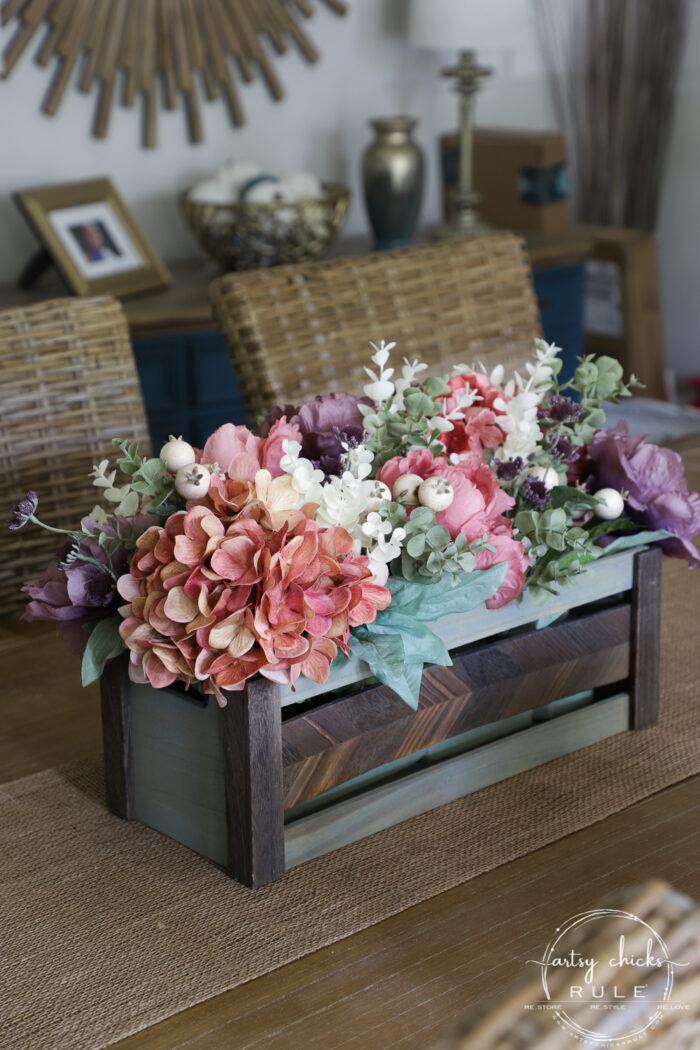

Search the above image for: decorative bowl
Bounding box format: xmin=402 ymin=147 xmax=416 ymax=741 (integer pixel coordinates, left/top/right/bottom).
xmin=181 ymin=181 xmax=350 ymax=271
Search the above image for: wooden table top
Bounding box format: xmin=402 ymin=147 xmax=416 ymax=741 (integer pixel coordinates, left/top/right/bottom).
xmin=1 ymin=615 xmax=698 ymax=1049
xmin=0 ymin=231 xmax=593 ymax=340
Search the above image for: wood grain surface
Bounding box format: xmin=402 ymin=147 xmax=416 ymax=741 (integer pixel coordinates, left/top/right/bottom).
xmin=631 ymin=545 xmax=663 ymax=729
xmin=222 ymin=677 xmax=285 ymax=887
xmin=112 ymin=775 xmax=700 ymax=1050
xmin=100 ymin=652 xmax=134 ymax=820
xmin=282 ymin=603 xmax=632 ymax=808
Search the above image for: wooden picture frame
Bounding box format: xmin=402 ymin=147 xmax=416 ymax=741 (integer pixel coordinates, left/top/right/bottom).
xmin=15 ymin=178 xmax=171 ymax=298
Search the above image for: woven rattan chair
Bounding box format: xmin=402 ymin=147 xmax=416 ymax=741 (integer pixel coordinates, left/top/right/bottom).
xmin=0 ymin=297 xmax=150 ymax=615
xmin=210 ymin=233 xmax=542 ymax=422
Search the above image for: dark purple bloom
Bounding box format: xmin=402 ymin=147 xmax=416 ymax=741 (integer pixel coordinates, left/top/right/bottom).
xmin=261 ymin=392 xmax=367 ymax=477
xmin=23 ymin=514 xmax=156 ymax=655
xmin=293 ymin=393 xmax=366 ymax=477
xmin=495 ymin=457 xmax=524 ymax=482
xmin=547 ymin=396 xmax=582 ymax=423
xmin=522 ymin=474 xmax=550 ymax=508
xmin=588 ymin=421 xmax=700 ymax=567
xmin=7 ymin=490 xmax=38 ymax=531
xmin=258 ymin=404 xmax=300 ymax=438
xmin=548 ymin=433 xmax=581 ymax=463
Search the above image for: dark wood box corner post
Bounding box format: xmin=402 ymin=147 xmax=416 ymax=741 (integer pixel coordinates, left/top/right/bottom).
xmin=100 ymin=653 xmax=135 ymax=820
xmin=221 ymin=677 xmax=285 ymax=889
xmin=630 ymin=546 xmax=663 ymax=730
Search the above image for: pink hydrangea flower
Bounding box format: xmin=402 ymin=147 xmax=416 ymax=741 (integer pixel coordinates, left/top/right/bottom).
xmin=117 ymin=490 xmax=390 ymax=703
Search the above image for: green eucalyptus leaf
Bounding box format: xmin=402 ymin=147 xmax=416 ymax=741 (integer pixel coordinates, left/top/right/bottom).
xmin=81 ymin=616 xmax=124 ymax=687
xmin=406 ymin=534 xmax=426 ymax=558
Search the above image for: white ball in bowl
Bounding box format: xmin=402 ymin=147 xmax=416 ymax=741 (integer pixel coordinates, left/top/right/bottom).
xmin=188 ymin=178 xmax=237 ymax=205
xmin=216 ymin=160 xmax=262 ymax=194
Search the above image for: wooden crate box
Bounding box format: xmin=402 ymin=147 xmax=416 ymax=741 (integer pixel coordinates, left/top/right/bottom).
xmin=101 ymin=547 xmax=661 ymax=888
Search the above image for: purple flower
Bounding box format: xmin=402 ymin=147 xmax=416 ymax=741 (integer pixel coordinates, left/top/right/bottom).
xmin=522 ymin=474 xmax=550 ymax=508
xmin=495 ymin=457 xmax=524 ymax=482
xmin=548 ymin=433 xmax=581 ymax=463
xmin=294 ymin=393 xmax=367 ymax=477
xmin=7 ymin=491 xmax=38 ymax=531
xmin=261 ymin=392 xmax=366 ymax=477
xmin=23 ymin=514 xmax=156 ymax=655
xmin=547 ymin=396 xmax=582 ymax=423
xmin=588 ymin=421 xmax=700 ymax=567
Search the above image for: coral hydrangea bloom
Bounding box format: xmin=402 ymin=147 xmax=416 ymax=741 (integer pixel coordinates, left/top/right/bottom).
xmin=117 ymin=474 xmax=390 ymax=703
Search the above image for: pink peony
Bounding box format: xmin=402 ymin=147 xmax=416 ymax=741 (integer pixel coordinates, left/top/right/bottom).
xmin=377 ymin=449 xmax=527 ymax=607
xmin=198 ymin=420 xmax=302 ymax=481
xmin=377 ymin=449 xmax=514 ymax=542
xmin=474 ymin=525 xmax=530 ymax=609
xmin=117 ymin=493 xmax=390 ymax=702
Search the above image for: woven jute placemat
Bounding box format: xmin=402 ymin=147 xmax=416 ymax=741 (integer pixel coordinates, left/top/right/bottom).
xmin=1 ymin=554 xmax=698 ymax=1050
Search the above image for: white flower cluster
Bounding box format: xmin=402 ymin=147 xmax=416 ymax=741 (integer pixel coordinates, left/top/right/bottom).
xmin=359 ymin=340 xmax=454 ymax=436
xmin=492 ymin=339 xmax=561 ymax=461
xmin=279 ymin=438 xmax=405 ymax=583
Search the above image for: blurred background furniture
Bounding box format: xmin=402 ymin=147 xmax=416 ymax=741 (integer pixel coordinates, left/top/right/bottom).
xmin=0 ymin=231 xmax=593 ymax=447
xmin=0 ymin=297 xmax=150 ymax=614
xmin=210 ymin=233 xmax=541 ymax=421
xmin=407 ymin=0 xmax=537 ymax=238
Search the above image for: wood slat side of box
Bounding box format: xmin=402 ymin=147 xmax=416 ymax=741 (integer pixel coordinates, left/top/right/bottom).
xmin=277 ymin=550 xmax=637 ymax=708
xmin=281 ymin=603 xmax=631 ymax=809
xmin=284 ymin=692 xmax=631 ymax=869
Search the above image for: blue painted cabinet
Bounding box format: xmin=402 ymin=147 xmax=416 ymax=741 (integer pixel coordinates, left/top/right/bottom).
xmin=133 ymin=263 xmax=585 ymax=449
xmin=132 ymin=330 xmax=247 ymax=450
xmin=533 ymin=262 xmax=585 ymax=383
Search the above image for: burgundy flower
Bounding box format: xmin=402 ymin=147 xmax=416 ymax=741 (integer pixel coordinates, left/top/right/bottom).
xmin=260 ymin=393 xmax=366 ymax=477
xmin=495 ymin=457 xmax=524 ymax=482
xmin=547 ymin=396 xmax=582 ymax=423
xmin=23 ymin=514 xmax=156 ymax=655
xmin=588 ymin=421 xmax=700 ymax=566
xmin=297 ymin=394 xmax=367 ymax=475
xmin=7 ymin=491 xmax=38 ymax=531
xmin=258 ymin=404 xmax=300 ymax=438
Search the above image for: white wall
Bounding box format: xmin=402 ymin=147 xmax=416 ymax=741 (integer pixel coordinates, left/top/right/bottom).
xmin=0 ymin=0 xmax=554 ymax=283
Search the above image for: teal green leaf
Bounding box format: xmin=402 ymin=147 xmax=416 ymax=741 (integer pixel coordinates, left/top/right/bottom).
xmin=81 ymin=615 xmax=124 ymax=687
xmin=386 ymin=562 xmax=508 ymax=621
xmin=349 ymin=563 xmax=509 ymax=708
xmin=599 ymin=529 xmax=674 ymax=555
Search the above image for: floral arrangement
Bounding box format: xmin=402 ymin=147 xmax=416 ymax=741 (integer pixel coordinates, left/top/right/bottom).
xmin=10 ymin=339 xmax=699 ymax=707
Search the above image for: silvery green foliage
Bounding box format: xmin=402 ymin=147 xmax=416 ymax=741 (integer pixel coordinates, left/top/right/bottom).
xmin=569 ymin=355 xmax=639 ymax=443
xmin=379 ymin=500 xmax=486 ymax=582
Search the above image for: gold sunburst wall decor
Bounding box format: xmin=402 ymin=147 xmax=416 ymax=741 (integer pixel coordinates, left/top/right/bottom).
xmin=1 ymin=0 xmax=347 ymax=147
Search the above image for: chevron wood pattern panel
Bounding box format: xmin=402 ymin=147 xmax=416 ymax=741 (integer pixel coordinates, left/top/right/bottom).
xmin=281 ymin=603 xmax=632 ymax=809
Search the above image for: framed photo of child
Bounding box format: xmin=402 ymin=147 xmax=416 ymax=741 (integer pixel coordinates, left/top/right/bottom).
xmin=15 ymin=178 xmax=171 ymax=298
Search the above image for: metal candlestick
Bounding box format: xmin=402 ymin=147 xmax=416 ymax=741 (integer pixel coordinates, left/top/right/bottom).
xmin=436 ymin=51 xmax=492 ymax=239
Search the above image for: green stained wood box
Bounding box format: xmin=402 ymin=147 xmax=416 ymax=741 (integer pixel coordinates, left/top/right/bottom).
xmin=100 ymin=546 xmax=661 ymax=888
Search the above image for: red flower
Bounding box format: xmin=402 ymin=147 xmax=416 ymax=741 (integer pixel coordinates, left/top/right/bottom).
xmin=438 ymin=373 xmax=508 ymax=456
